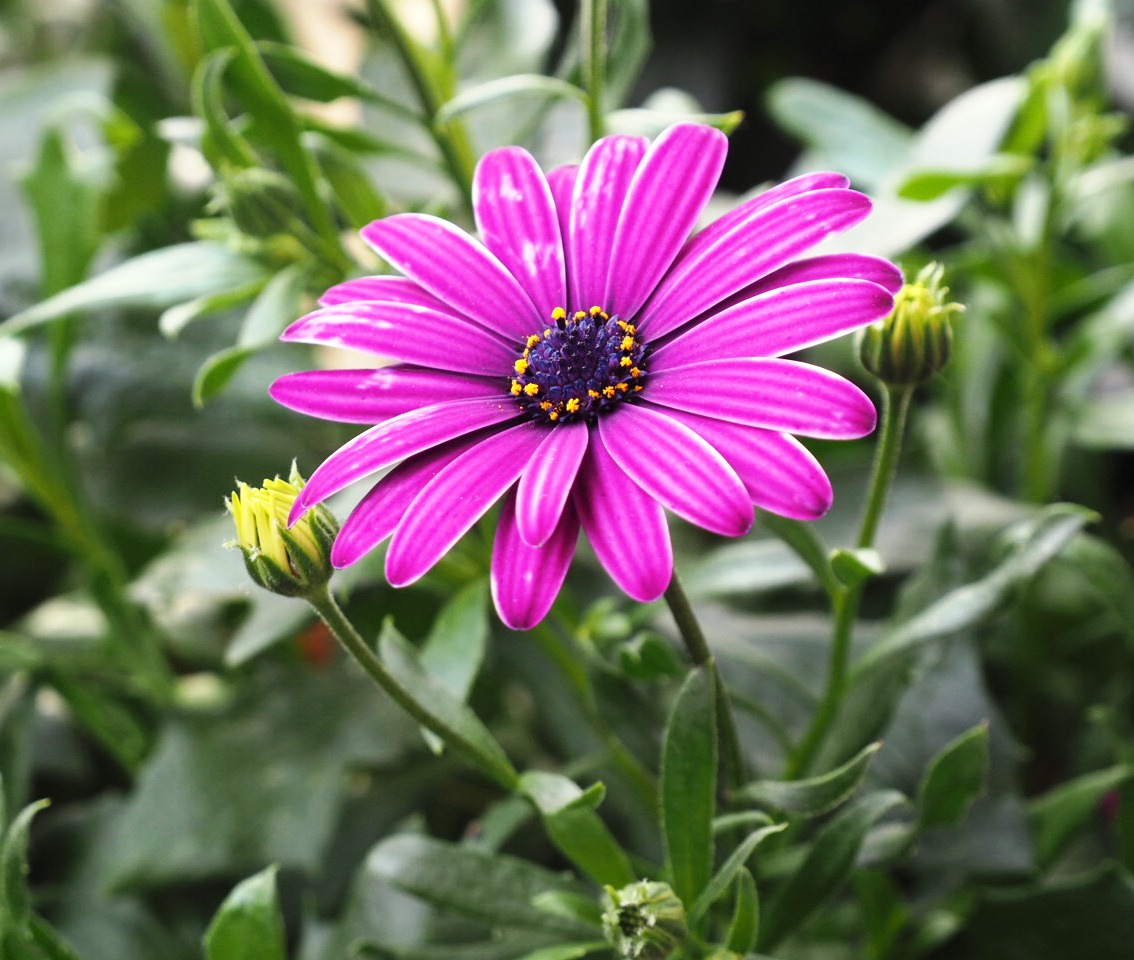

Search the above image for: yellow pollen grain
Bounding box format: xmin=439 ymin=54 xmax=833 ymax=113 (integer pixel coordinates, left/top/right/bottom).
xmin=573 ymin=311 xmax=586 ymax=321
xmin=524 ymin=383 xmax=540 ymax=396
xmin=620 ymin=336 xmax=635 ymax=351
xmin=630 ymin=367 xmax=642 ymax=378
xmin=602 ymin=385 xmax=616 ymax=399
xmin=510 ymin=380 xmax=522 ymax=395
xmin=514 ymin=358 xmax=529 ymax=374
xmin=588 ymin=389 xmax=600 ymax=399
xmin=549 ymin=410 xmax=559 ymax=421
xmin=616 ymin=383 xmax=629 ymax=393
xmin=543 ymin=328 xmax=551 ymax=337
xmin=551 ymin=307 xmax=566 ymax=320
xmin=565 ymin=397 xmax=581 ymax=413
xmin=527 ymin=334 xmax=541 ymax=348
xmin=620 ymin=356 xmax=632 ymax=367
xmin=540 ymin=400 xmax=552 ymax=410
xmin=589 ymin=305 xmax=603 ymax=316
xmin=634 ymin=384 xmax=643 ymax=392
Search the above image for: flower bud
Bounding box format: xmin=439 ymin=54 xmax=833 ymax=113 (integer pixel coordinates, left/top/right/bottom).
xmin=212 ymin=167 xmax=305 ymax=239
xmin=602 ymin=880 xmax=687 ymax=960
xmin=859 ymin=262 xmax=961 ymax=387
xmin=226 ymin=463 xmax=338 ymax=597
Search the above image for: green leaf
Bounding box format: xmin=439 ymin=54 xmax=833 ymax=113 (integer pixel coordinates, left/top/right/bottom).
xmin=830 ymin=548 xmax=885 ymax=589
xmin=192 ymin=48 xmax=258 ymax=169
xmin=519 ymin=771 xmax=636 ymax=888
xmin=420 ymin=579 xmax=489 ymax=704
xmin=661 ymin=667 xmax=717 ymax=908
xmin=736 ymin=742 xmax=882 ymax=817
xmin=859 ymin=504 xmax=1096 ymax=669
xmin=897 ymin=154 xmax=1033 ymax=201
xmin=758 ymin=790 xmax=907 ymax=952
xmin=158 ymin=277 xmax=266 ymax=338
xmin=690 ymin=824 xmax=785 ymax=923
xmin=760 ymin=512 xmax=841 ymax=595
xmin=530 ymin=891 xmax=604 ymax=929
xmin=511 ymin=944 xmax=609 ymax=960
xmin=1029 ymin=765 xmax=1134 ymax=869
xmin=0 ymin=242 xmax=270 ymax=337
xmin=1 ymin=797 xmax=50 ymax=932
xmin=192 ymin=345 xmax=254 ymax=408
xmin=203 ymin=866 xmax=286 ymax=960
xmin=917 ymin=723 xmax=989 ymax=829
xmin=682 ymin=537 xmax=817 ymax=599
xmin=436 ymin=74 xmax=587 ymax=125
xmin=725 ymin=868 xmax=760 ymax=955
xmin=365 ymin=834 xmax=597 ymax=937
xmin=1074 ymin=389 xmax=1134 ymax=449
xmin=378 ymin=621 xmax=519 ymax=790
xmin=257 ymin=41 xmax=393 ymax=104
xmin=309 ymin=135 xmax=388 ymax=230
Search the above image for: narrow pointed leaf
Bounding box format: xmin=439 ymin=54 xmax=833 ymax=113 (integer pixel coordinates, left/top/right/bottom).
xmin=736 ymin=742 xmax=881 ymax=817
xmin=661 ymin=667 xmax=717 ymax=907
xmin=725 ymin=868 xmax=760 ymax=955
xmin=1029 ymin=765 xmax=1134 ymax=869
xmin=917 ymin=723 xmax=989 ymax=829
xmin=690 ymin=824 xmax=786 ymax=922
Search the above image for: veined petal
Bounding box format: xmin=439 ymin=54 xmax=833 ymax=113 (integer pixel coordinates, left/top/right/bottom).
xmin=546 ymin=164 xmax=578 ymax=306
xmin=605 ymin=123 xmax=727 ymax=318
xmin=741 ymin=253 xmax=903 ymax=299
xmin=474 ymin=147 xmax=566 ymax=318
xmin=569 ymin=135 xmax=648 ymax=311
xmin=290 ymin=397 xmax=521 ymax=521
xmin=362 ymin=213 xmax=541 ymax=340
xmin=646 ymin=357 xmax=876 ymax=438
xmin=282 ymin=301 xmax=515 ymax=375
xmin=637 ymin=188 xmax=873 ymax=338
xmin=270 ymin=367 xmax=499 ymax=424
xmin=652 ymin=406 xmax=834 ymax=519
xmin=573 ymin=435 xmax=672 ymax=602
xmin=385 ymin=421 xmax=546 ymax=586
xmin=331 ymin=436 xmax=480 ymax=566
xmin=599 ymin=405 xmax=753 ymax=536
xmin=318 ymin=275 xmax=449 ymax=310
xmin=492 ymin=493 xmax=580 ymax=630
xmin=652 ymin=279 xmax=894 ymax=367
xmin=515 ymin=421 xmax=589 ymax=546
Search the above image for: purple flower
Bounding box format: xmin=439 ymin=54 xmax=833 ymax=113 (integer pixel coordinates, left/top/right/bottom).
xmin=272 ymin=123 xmax=900 ymax=629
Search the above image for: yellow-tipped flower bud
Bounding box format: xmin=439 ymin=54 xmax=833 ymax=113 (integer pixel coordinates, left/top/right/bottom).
xmin=225 ymin=463 xmax=338 ymax=597
xmin=859 ymin=262 xmax=962 ymax=387
xmin=602 ymin=880 xmax=687 ymax=960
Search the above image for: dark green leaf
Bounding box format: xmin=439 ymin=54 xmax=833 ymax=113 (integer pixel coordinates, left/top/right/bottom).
xmin=203 ymin=866 xmax=286 ymax=960
xmin=420 ymin=579 xmax=489 ymax=703
xmin=520 ymin=771 xmax=635 ymax=888
xmin=758 ymin=790 xmax=907 ymax=951
xmin=661 ymin=667 xmax=717 ymax=908
xmin=0 ymin=242 xmax=270 ymax=337
xmin=258 ymin=41 xmax=392 ymax=104
xmin=690 ymin=824 xmax=785 ymax=922
xmin=365 ymin=834 xmax=596 ymax=937
xmin=1 ymin=797 xmax=50 ymax=931
xmin=310 ymin=136 xmax=388 ymax=229
xmin=918 ymin=723 xmax=989 ymax=829
xmin=725 ymin=868 xmax=759 ymax=955
xmin=736 ymin=742 xmax=881 ymax=817
xmin=1029 ymin=765 xmax=1134 ymax=869
xmin=192 ymin=345 xmax=254 ymax=408
xmin=192 ymin=48 xmax=258 ymax=169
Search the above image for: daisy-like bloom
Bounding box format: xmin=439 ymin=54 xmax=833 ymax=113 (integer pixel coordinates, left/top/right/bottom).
xmin=271 ymin=123 xmax=901 ymax=629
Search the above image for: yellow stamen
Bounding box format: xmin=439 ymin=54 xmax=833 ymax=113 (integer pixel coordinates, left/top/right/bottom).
xmin=603 ymin=385 xmax=616 ymax=399
xmin=620 ymin=336 xmax=635 ymax=351
xmin=630 ymin=367 xmax=642 ymax=378
xmin=510 ymin=380 xmax=523 ymax=396
xmin=540 ymin=400 xmax=552 ymax=410
xmin=588 ymin=389 xmax=600 ymax=399
xmin=573 ymin=311 xmax=586 ymax=321
xmin=616 ymin=383 xmax=629 ymax=393
xmin=527 ymin=334 xmax=542 ymax=348
xmin=524 ymin=383 xmax=540 ymax=397
xmin=589 ymin=305 xmax=603 ymax=316
xmin=620 ymin=356 xmax=632 ymax=367
xmin=565 ymin=397 xmax=581 ymax=414
xmin=634 ymin=384 xmax=643 ymax=392
xmin=514 ymin=358 xmax=529 ymax=374
xmin=549 ymin=410 xmax=559 ymax=421
xmin=551 ymin=307 xmax=566 ymax=321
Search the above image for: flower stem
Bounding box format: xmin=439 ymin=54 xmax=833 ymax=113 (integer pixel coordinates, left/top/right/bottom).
xmin=306 ymin=584 xmax=519 ymax=790
xmin=580 ymin=0 xmax=608 ymax=141
xmin=786 ymin=384 xmax=912 ymax=778
xmin=365 ymin=0 xmax=476 ymax=204
xmin=664 ymin=572 xmax=746 ymax=790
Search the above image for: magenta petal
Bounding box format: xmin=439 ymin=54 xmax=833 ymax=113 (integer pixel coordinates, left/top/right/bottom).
xmin=385 ymin=421 xmax=546 ymax=586
xmin=290 ymin=397 xmax=522 ymax=521
xmin=652 ymin=406 xmax=834 ymax=519
xmin=331 ymin=436 xmax=479 ymax=566
xmin=270 ymin=367 xmax=498 ymax=423
xmin=637 ymin=188 xmax=873 ymax=338
xmin=546 ymin=164 xmax=578 ymax=306
xmin=492 ymin=492 xmax=580 ymax=630
xmin=515 ymin=422 xmax=589 ymax=547
xmin=742 ymin=253 xmax=903 ymax=298
xmin=573 ymin=435 xmax=673 ymax=602
xmin=646 ymin=358 xmax=877 ymax=439
xmin=652 ymin=279 xmax=895 ymax=367
xmin=605 ymin=123 xmax=727 ymax=318
xmin=318 ymin=275 xmax=448 ymax=309
xmin=474 ymin=147 xmax=567 ymax=318
xmin=362 ymin=214 xmax=540 ymax=340
xmin=568 ymin=135 xmax=648 ymax=311
xmin=282 ymin=302 xmax=515 ymax=376
xmin=598 ymin=406 xmax=753 ymax=536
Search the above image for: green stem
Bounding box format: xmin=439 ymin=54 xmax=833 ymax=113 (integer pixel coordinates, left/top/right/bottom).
xmin=580 ymin=0 xmax=608 ymax=141
xmin=306 ymin=584 xmax=518 ymax=790
xmin=365 ymin=0 xmax=476 ymax=204
xmin=786 ymin=384 xmax=912 ymax=778
xmin=664 ymin=572 xmax=746 ymax=791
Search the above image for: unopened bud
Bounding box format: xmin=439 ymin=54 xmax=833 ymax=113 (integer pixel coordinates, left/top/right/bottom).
xmin=859 ymin=262 xmax=961 ymax=387
xmin=602 ymin=880 xmax=687 ymax=960
xmin=212 ymin=167 xmax=305 ymax=239
xmin=226 ymin=463 xmax=338 ymax=597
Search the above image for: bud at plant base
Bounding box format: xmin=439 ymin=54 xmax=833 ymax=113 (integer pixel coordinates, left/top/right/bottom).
xmin=226 ymin=463 xmax=338 ymax=597
xmin=602 ymin=880 xmax=687 ymax=959
xmin=859 ymin=262 xmax=962 ymax=387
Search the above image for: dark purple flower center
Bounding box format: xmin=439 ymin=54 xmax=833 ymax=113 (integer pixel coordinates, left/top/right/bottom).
xmin=509 ymin=306 xmax=649 ymax=424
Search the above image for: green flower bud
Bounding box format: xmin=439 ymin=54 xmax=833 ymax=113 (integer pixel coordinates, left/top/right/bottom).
xmin=859 ymin=262 xmax=962 ymax=387
xmin=226 ymin=463 xmax=338 ymax=597
xmin=602 ymin=880 xmax=687 ymax=960
xmin=212 ymin=167 xmax=305 ymax=239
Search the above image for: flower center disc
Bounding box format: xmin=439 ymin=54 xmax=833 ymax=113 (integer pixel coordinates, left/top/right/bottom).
xmin=509 ymin=306 xmax=648 ymax=424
